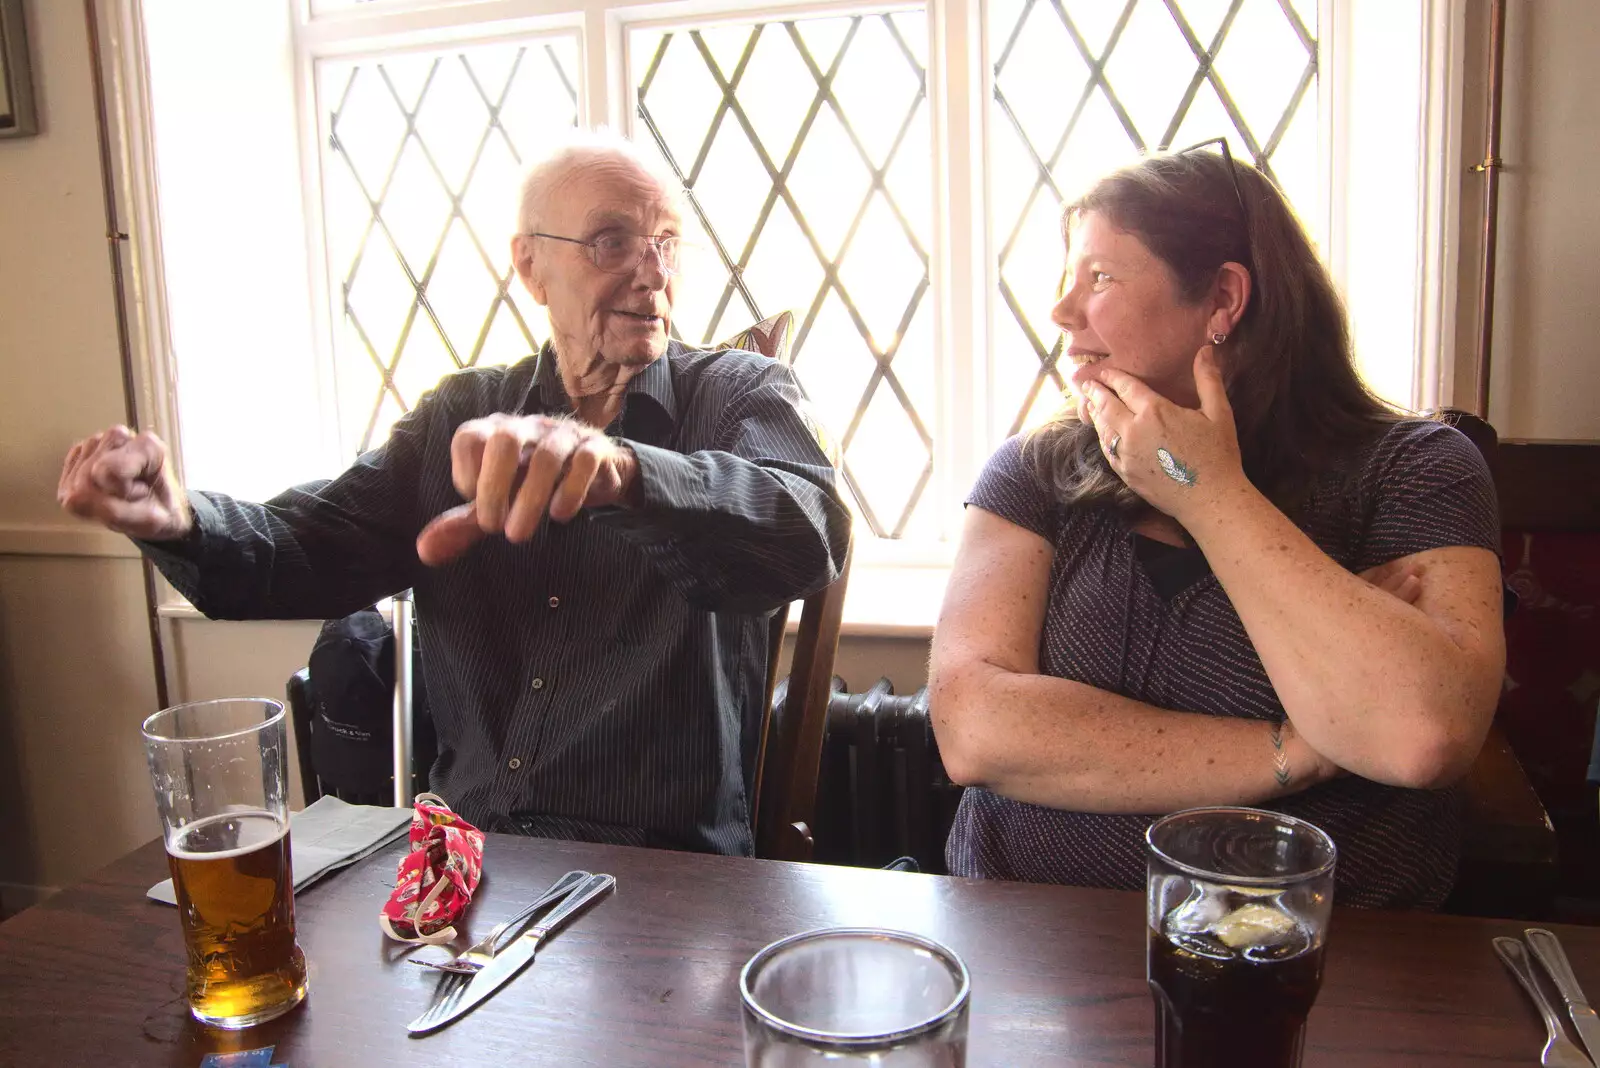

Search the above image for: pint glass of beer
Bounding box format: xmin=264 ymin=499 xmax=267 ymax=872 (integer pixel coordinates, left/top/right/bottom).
xmin=1146 ymin=807 xmax=1336 ymax=1068
xmin=142 ymin=698 xmax=308 ymax=1029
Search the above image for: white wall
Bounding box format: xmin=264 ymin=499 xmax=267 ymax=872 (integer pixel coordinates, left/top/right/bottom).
xmin=2 ymin=0 xmax=1596 ymax=910
xmin=0 ymin=0 xmax=162 ymax=909
xmin=1455 ymin=0 xmax=1600 ymax=439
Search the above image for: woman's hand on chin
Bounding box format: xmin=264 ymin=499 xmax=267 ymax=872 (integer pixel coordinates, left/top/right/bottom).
xmin=1077 ymin=344 xmax=1249 ymax=523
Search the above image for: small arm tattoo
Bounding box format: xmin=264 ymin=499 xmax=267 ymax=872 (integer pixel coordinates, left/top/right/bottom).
xmin=1270 ymin=720 xmax=1291 ymax=787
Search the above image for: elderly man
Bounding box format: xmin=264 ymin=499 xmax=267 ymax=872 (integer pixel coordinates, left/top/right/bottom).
xmin=58 ymin=130 xmax=851 ymax=856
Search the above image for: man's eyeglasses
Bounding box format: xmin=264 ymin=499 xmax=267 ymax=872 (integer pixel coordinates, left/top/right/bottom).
xmin=1175 ymin=136 xmax=1251 ymax=247
xmin=525 ymin=230 xmax=682 ymax=276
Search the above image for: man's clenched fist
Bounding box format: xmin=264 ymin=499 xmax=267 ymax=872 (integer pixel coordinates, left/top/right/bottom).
xmin=58 ymin=426 xmax=192 ymax=542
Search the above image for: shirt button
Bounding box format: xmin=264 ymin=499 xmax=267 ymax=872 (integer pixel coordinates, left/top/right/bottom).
xmin=548 ymin=596 xmax=560 ymax=609
xmin=507 ymin=757 xmax=522 ymax=770
xmin=531 ymin=677 xmax=545 ymax=691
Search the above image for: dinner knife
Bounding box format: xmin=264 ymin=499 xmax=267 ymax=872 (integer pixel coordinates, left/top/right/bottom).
xmin=1527 ymin=928 xmax=1600 ymax=1064
xmin=407 ymin=871 xmax=616 ymax=1035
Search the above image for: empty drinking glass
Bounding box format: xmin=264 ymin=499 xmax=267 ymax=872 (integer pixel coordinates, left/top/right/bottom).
xmin=740 ymin=927 xmax=970 ymax=1067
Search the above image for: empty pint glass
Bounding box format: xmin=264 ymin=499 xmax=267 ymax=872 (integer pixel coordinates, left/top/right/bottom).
xmin=142 ymin=698 xmax=308 ymax=1029
xmin=1146 ymin=807 xmax=1336 ymax=1068
xmin=740 ymin=927 xmax=969 ymax=1067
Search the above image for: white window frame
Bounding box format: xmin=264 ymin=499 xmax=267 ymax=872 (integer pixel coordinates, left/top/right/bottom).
xmin=1321 ymin=0 xmax=1467 ymax=415
xmin=98 ymin=0 xmax=1469 ymax=629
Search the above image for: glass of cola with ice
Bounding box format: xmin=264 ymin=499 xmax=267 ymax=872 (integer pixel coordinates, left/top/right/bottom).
xmin=1146 ymin=807 xmax=1337 ymax=1068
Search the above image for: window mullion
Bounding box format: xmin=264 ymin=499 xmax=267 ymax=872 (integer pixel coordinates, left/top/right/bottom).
xmin=1327 ymin=0 xmax=1438 ymax=410
xmin=930 ymin=0 xmax=989 ymax=541
xmin=291 ymin=4 xmax=351 ymax=470
xmin=96 ymin=0 xmax=182 ymax=468
xmin=1321 ymin=0 xmax=1349 ymax=312
xmin=1415 ymin=0 xmax=1467 ymax=413
xmin=583 ymin=0 xmax=625 ymax=128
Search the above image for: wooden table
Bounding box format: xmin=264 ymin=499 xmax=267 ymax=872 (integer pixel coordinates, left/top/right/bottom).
xmin=2 ymin=833 xmax=1597 ymax=1066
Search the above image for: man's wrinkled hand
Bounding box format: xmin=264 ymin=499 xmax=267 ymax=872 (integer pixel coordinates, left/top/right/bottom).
xmin=416 ymin=413 xmax=639 ymax=567
xmin=57 ymin=426 xmax=193 ymax=541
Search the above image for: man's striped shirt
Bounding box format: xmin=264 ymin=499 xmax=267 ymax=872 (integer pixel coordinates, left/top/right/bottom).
xmin=142 ymin=342 xmax=851 ymax=855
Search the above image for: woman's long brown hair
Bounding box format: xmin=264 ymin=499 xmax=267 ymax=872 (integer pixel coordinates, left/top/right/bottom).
xmin=1023 ymin=150 xmax=1398 ymax=517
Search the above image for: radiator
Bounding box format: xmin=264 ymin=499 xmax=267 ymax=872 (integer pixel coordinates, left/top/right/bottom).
xmin=804 ymin=678 xmax=965 ymax=874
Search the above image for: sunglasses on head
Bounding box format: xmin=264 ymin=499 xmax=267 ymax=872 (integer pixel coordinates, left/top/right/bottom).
xmin=1175 ymin=136 xmax=1252 ymax=240
xmin=1052 ymin=137 xmax=1255 ymax=302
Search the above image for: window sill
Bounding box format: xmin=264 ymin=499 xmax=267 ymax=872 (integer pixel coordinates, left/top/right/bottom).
xmin=820 ymin=560 xmax=944 ymax=639
xmin=156 ymin=600 xmax=326 ymax=623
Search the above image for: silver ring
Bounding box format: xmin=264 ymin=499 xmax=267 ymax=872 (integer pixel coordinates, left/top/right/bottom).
xmin=1106 ymin=434 xmax=1121 ymax=460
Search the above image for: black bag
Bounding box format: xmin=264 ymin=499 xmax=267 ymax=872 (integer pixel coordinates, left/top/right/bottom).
xmin=306 ymin=607 xmax=435 ymax=797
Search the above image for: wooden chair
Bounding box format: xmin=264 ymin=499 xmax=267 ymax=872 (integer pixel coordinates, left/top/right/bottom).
xmin=751 ymin=551 xmax=852 ymax=862
xmin=286 ymin=668 xmax=322 ymax=804
xmin=711 ymin=307 xmax=851 ymax=861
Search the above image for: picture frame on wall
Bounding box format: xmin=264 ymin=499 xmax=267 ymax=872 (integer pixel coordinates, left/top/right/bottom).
xmin=0 ymin=0 xmax=38 ymax=140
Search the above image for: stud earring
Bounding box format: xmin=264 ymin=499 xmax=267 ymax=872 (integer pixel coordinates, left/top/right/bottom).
xmin=1211 ymin=331 xmax=1228 ymax=345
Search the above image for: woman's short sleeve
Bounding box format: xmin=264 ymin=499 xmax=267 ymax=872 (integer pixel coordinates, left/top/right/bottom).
xmin=966 ymin=435 xmax=1059 ymax=542
xmin=1355 ymin=421 xmax=1500 ymax=571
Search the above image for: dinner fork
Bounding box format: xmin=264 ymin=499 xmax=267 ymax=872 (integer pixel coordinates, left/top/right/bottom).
xmin=1494 ymin=936 xmax=1598 ymax=1068
xmin=409 ymin=869 xmax=589 ymax=975
xmin=408 ymin=872 xmax=616 ymax=1035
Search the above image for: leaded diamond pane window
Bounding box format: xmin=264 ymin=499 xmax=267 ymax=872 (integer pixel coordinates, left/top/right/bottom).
xmin=316 ymin=36 xmax=580 ymax=457
xmin=632 ymin=11 xmax=936 ymax=541
xmin=989 ymin=0 xmax=1319 ymax=439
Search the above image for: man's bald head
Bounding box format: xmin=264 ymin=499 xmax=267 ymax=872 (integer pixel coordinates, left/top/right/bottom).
xmin=516 ymin=129 xmax=686 ymax=236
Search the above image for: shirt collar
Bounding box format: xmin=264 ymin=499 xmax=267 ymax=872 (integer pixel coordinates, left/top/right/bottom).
xmin=523 ymin=340 xmax=680 ymax=434
xmin=626 ymin=344 xmax=678 ymax=423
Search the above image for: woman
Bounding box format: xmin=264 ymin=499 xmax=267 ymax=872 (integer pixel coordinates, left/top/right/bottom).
xmin=928 ymin=148 xmax=1505 ymax=909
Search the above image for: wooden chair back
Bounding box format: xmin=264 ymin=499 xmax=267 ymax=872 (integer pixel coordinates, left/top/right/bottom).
xmin=287 ymin=668 xmax=322 ymax=805
xmin=1441 ymin=408 xmax=1600 ymax=531
xmin=751 ymin=551 xmax=852 ymax=862
xmin=1495 ymin=441 xmax=1600 ymax=532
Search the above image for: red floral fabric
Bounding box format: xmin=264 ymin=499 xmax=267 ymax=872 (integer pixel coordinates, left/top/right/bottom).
xmin=378 ymin=792 xmax=485 ymax=944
